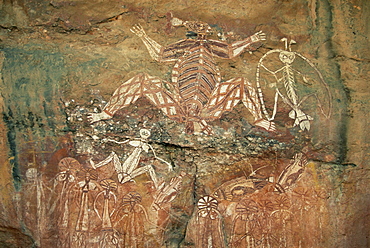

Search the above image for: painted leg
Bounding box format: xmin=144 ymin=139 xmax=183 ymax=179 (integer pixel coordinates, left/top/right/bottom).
xmin=193 ymin=119 xmax=215 ymax=135
xmin=90 ymin=151 xmax=121 ymax=171
xmin=204 ymin=77 xmax=275 ymax=131
xmin=88 ymin=73 xmax=183 ymax=123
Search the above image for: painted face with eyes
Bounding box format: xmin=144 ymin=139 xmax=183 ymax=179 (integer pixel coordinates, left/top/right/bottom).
xmin=140 ymin=129 xmax=151 ymax=139
xmin=56 ymin=170 xmax=75 ymax=182
xmin=183 ymin=21 xmax=212 ymax=36
xmin=279 ymin=51 xmax=296 ymax=64
xmin=26 ymin=168 xmax=38 ymax=181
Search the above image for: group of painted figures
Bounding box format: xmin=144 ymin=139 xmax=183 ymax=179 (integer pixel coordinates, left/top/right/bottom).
xmin=52 ymin=153 xmax=185 ymax=247
xmin=39 ymin=145 xmax=325 ymax=247
xmin=23 ymin=129 xmax=185 ymax=247
xmin=186 ymin=153 xmax=328 ymax=248
xmin=31 ymin=17 xmax=331 ymax=247
xmin=88 ymin=17 xmax=331 ymax=134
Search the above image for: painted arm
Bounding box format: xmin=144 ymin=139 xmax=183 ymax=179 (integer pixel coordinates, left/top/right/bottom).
xmin=148 ymin=144 xmax=173 ymax=171
xmin=208 ymin=31 xmax=266 ymax=59
xmin=131 ymin=24 xmax=190 ymax=62
xmin=229 ymin=31 xmax=266 ymax=58
xmin=103 ymin=138 xmax=130 ymax=145
xmin=131 ymin=24 xmax=162 ymax=61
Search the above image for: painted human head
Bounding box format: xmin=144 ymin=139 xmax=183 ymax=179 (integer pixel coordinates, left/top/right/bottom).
xmin=171 ymin=17 xmax=212 ymax=36
xmin=140 ymin=129 xmax=151 ymax=139
xmin=197 ymin=195 xmax=219 ymax=219
xmin=279 ymin=51 xmax=295 ymax=64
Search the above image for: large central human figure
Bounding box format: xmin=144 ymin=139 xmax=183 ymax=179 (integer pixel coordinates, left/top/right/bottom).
xmin=89 ymin=18 xmax=275 ymax=134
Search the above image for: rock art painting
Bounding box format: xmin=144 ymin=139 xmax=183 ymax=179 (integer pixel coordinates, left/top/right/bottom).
xmin=88 ymin=18 xmax=275 ymax=135
xmin=90 ymin=128 xmax=172 ymax=188
xmin=5 ymin=4 xmax=363 ymax=246
xmin=43 ymin=130 xmax=186 ymax=247
xmin=48 ymin=18 xmax=332 ymax=247
xmin=256 ymin=38 xmax=332 ymax=131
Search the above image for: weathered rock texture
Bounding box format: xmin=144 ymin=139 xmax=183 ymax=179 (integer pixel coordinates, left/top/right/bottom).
xmin=0 ymin=0 xmax=369 ymax=247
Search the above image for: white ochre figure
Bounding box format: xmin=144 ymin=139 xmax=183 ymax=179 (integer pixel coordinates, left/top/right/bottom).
xmin=256 ymin=38 xmax=332 ymax=131
xmin=90 ymin=129 xmax=172 ymax=188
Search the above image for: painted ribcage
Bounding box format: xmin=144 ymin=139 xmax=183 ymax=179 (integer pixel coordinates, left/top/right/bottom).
xmin=172 ymin=45 xmax=221 ymax=112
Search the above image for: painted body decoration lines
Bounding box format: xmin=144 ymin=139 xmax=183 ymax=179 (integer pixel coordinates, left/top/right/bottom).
xmin=151 ymin=172 xmax=186 ymax=242
xmin=53 ymin=18 xmax=333 ymax=247
xmin=88 ymin=18 xmax=276 ymax=135
xmin=152 ymin=171 xmax=186 ymax=211
xmin=226 ymin=154 xmax=307 ymax=248
xmin=113 ymin=192 xmax=148 ymax=247
xmin=186 ymin=196 xmax=227 ymax=248
xmin=54 ymin=158 xmax=80 ymax=248
xmin=186 ymin=152 xmax=328 ymax=248
xmin=49 ymin=147 xmax=326 ymax=247
xmin=46 ymin=128 xmax=186 ymax=247
xmin=72 ymin=169 xmax=99 ymax=247
xmin=256 ymin=38 xmax=332 ymax=130
xmin=23 ymin=168 xmax=53 ymax=246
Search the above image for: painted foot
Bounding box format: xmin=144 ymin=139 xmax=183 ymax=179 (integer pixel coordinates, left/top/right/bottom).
xmin=87 ymin=111 xmax=112 ymax=123
xmin=193 ymin=120 xmax=215 ymax=135
xmin=254 ymin=119 xmax=276 ymax=132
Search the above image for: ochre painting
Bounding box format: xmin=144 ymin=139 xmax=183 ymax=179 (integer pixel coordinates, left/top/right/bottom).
xmin=0 ymin=0 xmax=369 ymax=247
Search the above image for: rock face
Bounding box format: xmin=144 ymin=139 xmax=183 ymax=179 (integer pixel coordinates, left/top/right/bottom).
xmin=0 ymin=0 xmax=369 ymax=247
